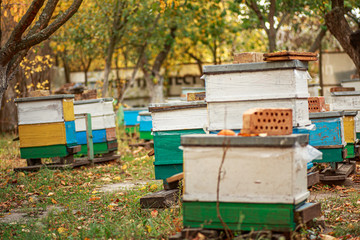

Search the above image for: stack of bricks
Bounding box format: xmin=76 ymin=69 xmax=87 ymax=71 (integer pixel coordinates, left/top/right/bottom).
xmin=241 ymin=108 xmax=292 ymax=135
xmin=308 ymin=97 xmax=326 ymax=113
xmin=233 ymin=52 xmax=263 ymax=64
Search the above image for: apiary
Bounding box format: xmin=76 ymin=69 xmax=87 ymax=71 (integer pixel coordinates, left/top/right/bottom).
xmin=203 ymin=60 xmax=311 ymax=131
xmin=74 ymin=98 xmax=117 ymax=155
xmin=15 ymin=95 xmax=78 ymax=160
xmin=149 ymin=101 xmax=207 ymax=184
xmin=181 ymin=134 xmax=311 ymax=231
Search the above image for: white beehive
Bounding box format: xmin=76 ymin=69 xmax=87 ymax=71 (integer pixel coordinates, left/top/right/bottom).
xmin=203 ymin=60 xmax=311 ymax=102
xmin=181 ymin=134 xmax=310 ymax=204
xmin=207 ymin=98 xmax=310 ymax=131
xmin=149 ymin=101 xmax=208 ymax=131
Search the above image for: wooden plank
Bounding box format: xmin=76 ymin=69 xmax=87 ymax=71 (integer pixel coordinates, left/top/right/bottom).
xmin=307 ymin=172 xmax=320 ymax=188
xmin=107 ymin=141 xmax=118 ymax=151
xmin=20 ymin=144 xmax=68 ymax=159
xmin=149 ymin=103 xmax=207 ymax=113
xmin=67 ymin=145 xmax=81 ymax=154
xmin=62 ymin=99 xmax=75 ymax=121
xmin=263 ymin=51 xmax=318 ymax=57
xmin=14 ymin=155 xmax=120 ymax=172
xmin=183 ymin=201 xmax=296 ymax=231
xmin=140 ymin=189 xmax=179 ymax=208
xmin=166 ymin=172 xmax=184 ymax=183
xmin=295 ymin=202 xmax=321 ymax=224
xmin=264 ymin=56 xmax=318 ymax=61
xmin=314 ymin=145 xmax=344 ymax=149
xmin=19 ymin=122 xmax=66 ymax=148
xmin=106 ymin=127 xmax=117 ymax=141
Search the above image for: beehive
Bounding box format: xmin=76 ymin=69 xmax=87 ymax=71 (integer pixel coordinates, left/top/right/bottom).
xmin=149 ymin=101 xmax=207 ymax=182
xmin=15 ymin=95 xmax=77 ymax=159
xmin=207 ymin=98 xmax=310 ymax=131
xmin=139 ymin=111 xmax=153 ymax=140
xmin=343 ymin=111 xmax=357 ymax=159
xmin=181 ymin=134 xmax=310 ymax=231
xmin=241 ymin=108 xmax=292 ymax=135
xmin=74 ymin=98 xmax=117 ymax=155
xmin=309 ymin=111 xmax=346 ymax=163
xmin=330 ymin=91 xmax=360 ymax=139
xmin=123 ymin=107 xmax=147 ymax=134
xmin=203 ymin=60 xmax=311 ymax=131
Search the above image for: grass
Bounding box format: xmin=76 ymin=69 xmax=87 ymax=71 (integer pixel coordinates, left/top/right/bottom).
xmin=1 ymin=128 xmax=360 ymax=239
xmin=0 ymin=127 xmax=182 ymax=239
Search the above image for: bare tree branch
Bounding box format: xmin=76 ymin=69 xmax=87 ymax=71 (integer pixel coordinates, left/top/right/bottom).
xmin=16 ymin=0 xmax=83 ymax=53
xmin=27 ymin=0 xmax=60 ymax=36
xmin=276 ymin=12 xmax=289 ymax=32
xmin=246 ymin=0 xmax=269 ymax=34
xmin=6 ymin=0 xmax=45 ymax=44
xmin=309 ymin=26 xmax=327 ymax=52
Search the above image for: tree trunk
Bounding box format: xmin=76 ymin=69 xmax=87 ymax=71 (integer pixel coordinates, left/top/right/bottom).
xmin=102 ymin=37 xmax=116 ymax=97
xmin=309 ymin=26 xmax=327 ymax=52
xmin=325 ymin=7 xmax=360 ymax=73
xmin=0 ymin=66 xmax=17 ymax=132
xmin=61 ymin=53 xmax=71 ymax=84
xmin=151 ymin=78 xmax=164 ymax=103
xmin=268 ymin=29 xmax=277 ymax=52
xmin=0 ymin=65 xmax=8 ymax=107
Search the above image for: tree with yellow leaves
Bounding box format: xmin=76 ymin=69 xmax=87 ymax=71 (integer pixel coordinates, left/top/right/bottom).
xmin=0 ymin=0 xmax=83 ymax=106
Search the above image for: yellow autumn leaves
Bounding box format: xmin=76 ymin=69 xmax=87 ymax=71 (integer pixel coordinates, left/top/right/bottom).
xmin=159 ymin=0 xmax=180 ymax=13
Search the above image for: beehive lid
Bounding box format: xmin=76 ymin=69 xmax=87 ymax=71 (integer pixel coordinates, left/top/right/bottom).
xmin=14 ymin=94 xmax=74 ymax=103
xmin=331 ymin=91 xmax=360 ymax=96
xmin=341 ymin=79 xmax=360 ymax=83
xmin=74 ymin=98 xmax=113 ymax=105
xmin=182 ymin=87 xmax=205 ymax=91
xmin=139 ymin=111 xmax=151 ymax=116
xmin=149 ymin=101 xmax=207 ymax=112
xmin=181 ymin=134 xmax=309 ymax=147
xmin=123 ymin=107 xmax=148 ymax=112
xmin=203 ymin=60 xmax=308 ymax=74
xmin=309 ymin=111 xmax=344 ymax=119
xmin=343 ymin=111 xmax=358 ymax=116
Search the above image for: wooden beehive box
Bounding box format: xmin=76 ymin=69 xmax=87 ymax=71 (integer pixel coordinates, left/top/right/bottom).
xmin=74 ymin=98 xmax=117 ymax=155
xmin=203 ymin=60 xmax=310 ymax=102
xmin=343 ymin=111 xmax=357 ymax=159
xmin=148 ymin=101 xmax=207 ymax=182
xmin=181 ymin=134 xmax=310 ymax=231
xmin=207 ymin=98 xmax=310 ymax=131
xmin=15 ymin=95 xmax=77 ymax=159
xmin=123 ymin=107 xmax=147 ymax=134
xmin=330 ymin=91 xmax=360 ymax=137
xmin=309 ymin=111 xmax=346 ymax=163
xmin=181 ymin=134 xmax=309 ymax=204
xmin=139 ymin=111 xmax=153 ymax=140
xmin=203 ymin=60 xmax=311 ymax=131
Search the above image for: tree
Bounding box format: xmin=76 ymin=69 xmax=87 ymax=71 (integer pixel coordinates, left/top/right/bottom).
xmin=234 ymin=0 xmax=306 ymax=52
xmin=51 ymin=0 xmax=103 ymax=86
xmin=324 ymin=0 xmax=360 ymax=73
xmin=0 ymin=0 xmax=83 ymax=106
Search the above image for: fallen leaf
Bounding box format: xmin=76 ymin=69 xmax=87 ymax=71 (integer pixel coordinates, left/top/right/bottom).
xmin=51 ymin=198 xmax=58 ymax=204
xmin=100 ymin=177 xmax=112 ymax=182
xmin=122 ymin=165 xmax=127 ymax=170
xmin=150 ymin=184 xmax=158 ymax=192
xmin=47 ymin=192 xmax=54 ymax=196
xmin=113 ymin=176 xmax=121 ymax=181
xmin=60 ymin=180 xmax=66 ymax=186
xmin=89 ymin=197 xmax=101 ymax=201
xmin=57 ymin=227 xmax=67 ymax=234
xmin=17 ymin=172 xmax=25 ymax=178
xmin=151 ymin=209 xmax=158 ymax=218
xmin=319 ymin=234 xmax=337 ymax=240
xmin=146 ymin=225 xmax=152 ymax=233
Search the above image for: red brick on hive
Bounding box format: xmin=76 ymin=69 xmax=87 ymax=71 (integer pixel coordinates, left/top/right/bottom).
xmin=308 ymin=97 xmax=326 ymax=112
xmin=241 ymin=108 xmax=293 ymax=136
